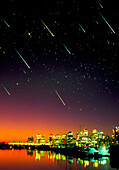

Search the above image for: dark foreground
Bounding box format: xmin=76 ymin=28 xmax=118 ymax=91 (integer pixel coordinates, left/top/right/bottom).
xmin=0 ymin=143 xmax=119 ymax=169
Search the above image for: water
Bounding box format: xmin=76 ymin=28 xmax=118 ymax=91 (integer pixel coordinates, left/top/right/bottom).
xmin=0 ymin=149 xmax=115 ymax=170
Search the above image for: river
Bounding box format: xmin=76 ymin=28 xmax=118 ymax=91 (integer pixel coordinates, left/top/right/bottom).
xmin=0 ymin=149 xmax=116 ymax=169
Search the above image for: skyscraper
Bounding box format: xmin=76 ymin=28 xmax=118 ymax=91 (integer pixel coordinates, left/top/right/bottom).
xmin=113 ymin=126 xmax=119 ymax=144
xmin=36 ymin=134 xmax=41 ymax=144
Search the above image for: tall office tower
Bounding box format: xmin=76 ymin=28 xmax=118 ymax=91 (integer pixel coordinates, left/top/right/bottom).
xmin=36 ymin=134 xmax=41 ymax=144
xmin=113 ymin=126 xmax=119 ymax=144
xmin=67 ymin=131 xmax=73 ymax=140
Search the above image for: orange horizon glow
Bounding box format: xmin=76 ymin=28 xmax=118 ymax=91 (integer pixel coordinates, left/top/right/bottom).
xmin=0 ymin=127 xmax=113 ymax=143
xmin=0 ymin=97 xmax=114 ymax=143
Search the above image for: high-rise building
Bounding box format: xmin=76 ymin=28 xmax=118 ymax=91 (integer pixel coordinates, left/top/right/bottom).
xmin=113 ymin=126 xmax=119 ymax=144
xmin=98 ymin=131 xmax=104 ymax=139
xmin=55 ymin=134 xmax=61 ymax=145
xmin=67 ymin=131 xmax=76 ymax=147
xmin=77 ymin=131 xmax=83 ymax=139
xmin=91 ymin=129 xmax=98 ymax=147
xmin=76 ymin=132 xmax=80 ymax=140
xmin=76 ymin=129 xmax=89 ymax=147
xmin=92 ymin=129 xmax=97 ymax=134
xmin=36 ymin=134 xmax=41 ymax=144
xmin=61 ymin=134 xmax=67 ymax=144
xmin=47 ymin=134 xmax=53 ymax=145
xmin=27 ymin=136 xmax=34 ymax=143
xmin=83 ymin=129 xmax=88 ymax=137
xmin=40 ymin=136 xmax=45 ymax=144
xmin=97 ymin=131 xmax=104 ymax=147
xmin=67 ymin=131 xmax=73 ymax=140
xmin=62 ymin=134 xmax=67 ymax=139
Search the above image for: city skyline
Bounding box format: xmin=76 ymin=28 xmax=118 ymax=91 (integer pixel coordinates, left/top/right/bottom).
xmin=0 ymin=0 xmax=119 ymax=142
xmin=0 ymin=126 xmax=117 ymax=143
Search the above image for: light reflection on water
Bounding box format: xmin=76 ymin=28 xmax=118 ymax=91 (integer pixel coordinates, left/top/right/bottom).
xmin=35 ymin=150 xmax=112 ymax=169
xmin=0 ymin=149 xmax=114 ymax=170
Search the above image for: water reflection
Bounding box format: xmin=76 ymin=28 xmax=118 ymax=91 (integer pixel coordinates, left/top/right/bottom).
xmin=26 ymin=149 xmax=33 ymax=156
xmin=31 ymin=150 xmax=111 ymax=169
xmin=0 ymin=149 xmax=113 ymax=170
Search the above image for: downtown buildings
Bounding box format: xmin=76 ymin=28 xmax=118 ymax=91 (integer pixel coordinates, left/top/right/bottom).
xmin=7 ymin=126 xmax=119 ymax=151
xmin=33 ymin=128 xmax=115 ymax=148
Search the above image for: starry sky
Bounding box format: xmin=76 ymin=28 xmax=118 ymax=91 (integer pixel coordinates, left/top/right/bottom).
xmin=0 ymin=0 xmax=119 ymax=142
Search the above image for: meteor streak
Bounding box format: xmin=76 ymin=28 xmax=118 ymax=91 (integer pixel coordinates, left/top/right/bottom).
xmin=97 ymin=1 xmax=103 ymax=8
xmin=63 ymin=43 xmax=71 ymax=54
xmin=99 ymin=13 xmax=115 ymax=34
xmin=78 ymin=23 xmax=86 ymax=33
xmin=2 ymin=19 xmax=10 ymax=27
xmin=22 ymin=69 xmax=26 ymax=74
xmin=14 ymin=48 xmax=30 ymax=69
xmin=1 ymin=84 xmax=10 ymax=95
xmin=20 ymin=68 xmax=27 ymax=74
xmin=40 ymin=18 xmax=55 ymax=37
xmin=96 ymin=20 xmax=99 ymax=24
xmin=55 ymin=89 xmax=66 ymax=106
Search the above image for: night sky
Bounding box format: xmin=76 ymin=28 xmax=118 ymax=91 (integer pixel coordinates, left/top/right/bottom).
xmin=0 ymin=0 xmax=119 ymax=142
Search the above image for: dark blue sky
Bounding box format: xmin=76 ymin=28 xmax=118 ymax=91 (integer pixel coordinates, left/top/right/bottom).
xmin=0 ymin=0 xmax=119 ymax=140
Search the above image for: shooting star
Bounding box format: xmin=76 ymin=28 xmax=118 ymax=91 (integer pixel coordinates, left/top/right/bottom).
xmin=22 ymin=69 xmax=27 ymax=74
xmin=20 ymin=68 xmax=27 ymax=74
xmin=14 ymin=48 xmax=30 ymax=69
xmin=55 ymin=89 xmax=66 ymax=106
xmin=99 ymin=12 xmax=115 ymax=34
xmin=63 ymin=43 xmax=71 ymax=54
xmin=97 ymin=1 xmax=103 ymax=8
xmin=78 ymin=23 xmax=86 ymax=33
xmin=40 ymin=18 xmax=55 ymax=37
xmin=1 ymin=84 xmax=10 ymax=95
xmin=96 ymin=20 xmax=99 ymax=24
xmin=1 ymin=19 xmax=10 ymax=27
xmin=107 ymin=40 xmax=110 ymax=44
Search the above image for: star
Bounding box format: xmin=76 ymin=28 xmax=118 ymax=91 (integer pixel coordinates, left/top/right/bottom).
xmin=28 ymin=32 xmax=32 ymax=37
